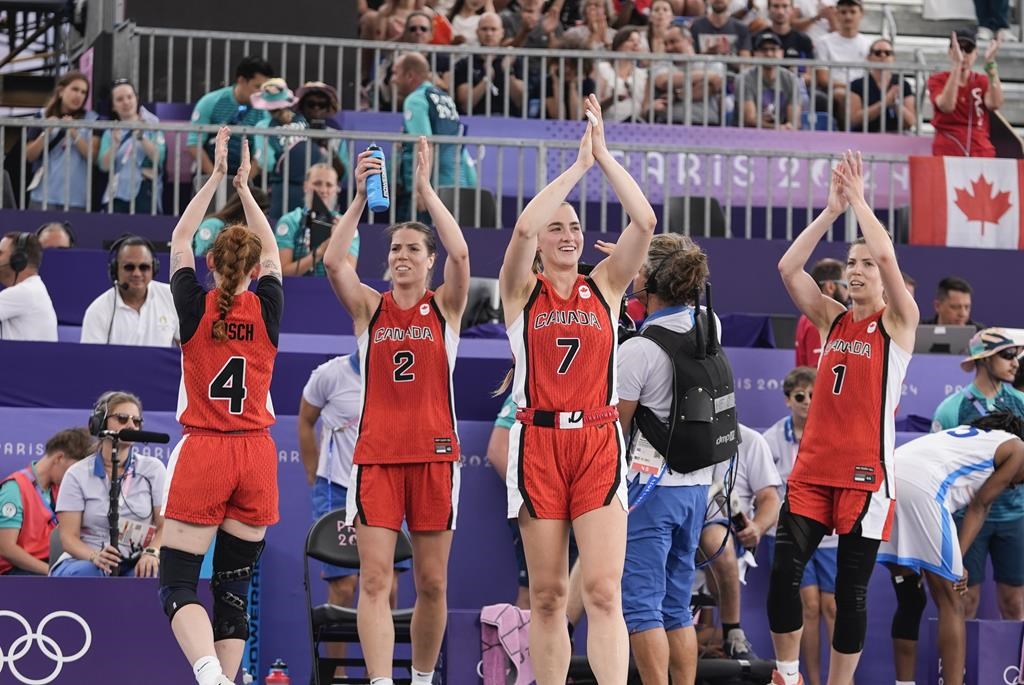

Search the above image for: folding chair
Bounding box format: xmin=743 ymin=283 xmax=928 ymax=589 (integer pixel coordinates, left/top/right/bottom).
xmin=304 ymin=508 xmax=414 ymax=685
xmin=436 ymin=186 xmax=498 ymax=228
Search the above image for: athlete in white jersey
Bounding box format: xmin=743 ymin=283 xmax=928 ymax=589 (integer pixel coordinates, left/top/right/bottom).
xmin=879 ymin=412 xmax=1024 ymax=685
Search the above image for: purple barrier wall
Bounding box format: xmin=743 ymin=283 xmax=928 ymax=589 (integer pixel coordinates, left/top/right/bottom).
xmin=5 ymin=222 xmax=1021 ymax=328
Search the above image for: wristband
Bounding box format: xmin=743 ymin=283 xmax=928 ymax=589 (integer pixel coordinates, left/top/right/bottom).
xmin=985 ymin=61 xmax=997 ymax=72
xmin=143 ymin=547 xmax=159 ymax=557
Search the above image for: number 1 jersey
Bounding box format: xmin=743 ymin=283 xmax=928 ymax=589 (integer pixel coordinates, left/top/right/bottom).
xmin=354 ymin=291 xmax=460 ymax=465
xmin=171 ymin=268 xmax=282 ymax=431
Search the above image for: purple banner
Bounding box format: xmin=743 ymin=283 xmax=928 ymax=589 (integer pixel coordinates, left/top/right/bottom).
xmin=342 ymin=112 xmax=933 ymax=207
xmin=927 ymin=619 xmax=1024 ymax=685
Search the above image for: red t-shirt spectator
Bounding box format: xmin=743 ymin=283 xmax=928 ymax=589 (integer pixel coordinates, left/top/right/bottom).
xmin=927 ymin=71 xmax=995 ymax=158
xmin=794 ymin=313 xmax=821 ymax=368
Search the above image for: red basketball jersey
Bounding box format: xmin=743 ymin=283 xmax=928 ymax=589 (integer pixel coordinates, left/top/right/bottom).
xmin=791 ymin=309 xmax=911 ymax=493
xmin=354 ymin=291 xmax=460 ymax=465
xmin=177 ymin=289 xmax=278 ymax=431
xmin=508 ymin=274 xmax=616 ymax=411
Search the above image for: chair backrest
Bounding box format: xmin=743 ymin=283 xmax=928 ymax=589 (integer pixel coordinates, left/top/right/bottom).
xmin=436 ymin=186 xmax=497 ymax=228
xmin=49 ymin=526 xmax=63 ymax=570
xmin=666 ymin=196 xmax=726 ymax=238
xmin=305 ymin=508 xmax=413 ymax=568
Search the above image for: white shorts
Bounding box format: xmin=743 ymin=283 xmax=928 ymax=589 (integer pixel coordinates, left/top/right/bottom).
xmin=877 ymin=479 xmax=963 ymax=581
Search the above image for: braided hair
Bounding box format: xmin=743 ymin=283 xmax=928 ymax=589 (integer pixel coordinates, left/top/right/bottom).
xmin=207 ymin=226 xmax=262 ymax=342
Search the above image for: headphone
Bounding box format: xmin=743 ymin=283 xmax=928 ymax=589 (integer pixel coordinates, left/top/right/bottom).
xmin=107 ymin=234 xmax=160 ymax=284
xmin=8 ymin=232 xmax=31 ymax=275
xmin=35 ymin=221 xmax=76 ymax=248
xmin=643 ymin=253 xmax=673 ymax=298
xmin=88 ymin=391 xmax=116 ymax=437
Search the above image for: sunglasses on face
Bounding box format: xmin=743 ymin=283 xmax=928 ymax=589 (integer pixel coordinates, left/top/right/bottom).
xmin=996 ymin=349 xmax=1022 ymax=361
xmin=121 ymin=262 xmax=152 ymax=273
xmin=407 ymin=24 xmax=431 ymax=33
xmin=790 ymin=391 xmax=812 ymax=403
xmin=304 ymin=99 xmax=331 ymax=110
xmin=870 ymin=49 xmax=893 ymax=57
xmin=111 ymin=413 xmax=143 ymax=427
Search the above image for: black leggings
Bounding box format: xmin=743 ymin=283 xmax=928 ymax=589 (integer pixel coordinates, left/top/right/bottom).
xmin=766 ymin=503 xmax=882 ymax=654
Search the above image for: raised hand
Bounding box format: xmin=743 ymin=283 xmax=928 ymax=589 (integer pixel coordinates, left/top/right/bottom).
xmin=353 ymin=150 xmax=383 ymax=198
xmin=233 ymin=136 xmax=251 ymax=189
xmin=826 ymin=160 xmax=849 ymax=215
xmin=594 ymin=239 xmax=616 ymax=256
xmin=833 ymin=150 xmax=866 ymax=204
xmin=414 ymin=135 xmax=434 ymax=193
xmin=213 ymin=126 xmax=230 ymax=177
xmin=949 ymin=31 xmax=964 ymax=68
xmin=584 ymin=94 xmax=609 ymax=161
xmin=985 ymin=37 xmax=1000 ymax=63
xmin=576 ymin=110 xmax=595 ymax=170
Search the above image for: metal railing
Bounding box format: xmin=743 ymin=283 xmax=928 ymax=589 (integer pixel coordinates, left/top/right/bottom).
xmin=0 ymin=117 xmax=911 ymax=238
xmin=129 ymin=25 xmax=930 ymax=134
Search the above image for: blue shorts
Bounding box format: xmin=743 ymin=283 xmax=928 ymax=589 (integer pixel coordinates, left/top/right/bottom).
xmin=622 ymin=483 xmax=709 ymax=633
xmin=765 ymin=536 xmax=838 ymax=593
xmin=956 ymin=513 xmax=1024 ymax=587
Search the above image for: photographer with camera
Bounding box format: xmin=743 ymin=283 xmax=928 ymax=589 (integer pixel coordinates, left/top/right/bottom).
xmin=276 ymin=163 xmax=360 ymax=277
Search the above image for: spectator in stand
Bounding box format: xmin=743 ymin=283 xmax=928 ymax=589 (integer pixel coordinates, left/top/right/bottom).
xmin=453 ymin=13 xmax=529 ymax=115
xmin=293 ymin=82 xmax=348 ymax=183
xmin=364 ymin=0 xmax=427 ymax=41
xmin=691 ymin=0 xmax=753 ymax=64
xmin=763 ymin=0 xmax=815 ymax=60
xmin=187 ymin=56 xmax=274 ymax=177
xmin=544 ymin=37 xmax=598 ymax=119
xmin=80 ymin=235 xmax=179 ymax=347
xmin=848 ymin=38 xmax=916 ymax=133
xmin=699 ymin=424 xmax=782 ymax=659
xmin=24 ymin=71 xmax=100 ymax=211
xmin=973 ymin=0 xmax=1017 ymax=42
xmin=651 ymin=24 xmax=724 ymax=125
xmin=394 ymin=52 xmax=478 ymax=220
xmin=641 ymin=0 xmax=676 ymax=52
xmin=923 ymin=276 xmax=984 ymax=330
xmin=929 ymin=29 xmax=1003 ymax=158
xmin=565 ymin=0 xmax=617 ymax=49
xmin=791 ymin=0 xmax=835 ymax=43
xmin=52 ymin=391 xmax=167 ymax=578
xmin=762 ymin=366 xmax=843 ymax=685
xmin=728 ymin=0 xmax=771 ymax=34
xmin=596 ymin=26 xmax=659 ymax=122
xmin=449 ymin=0 xmax=496 ymax=44
xmin=371 ymin=13 xmax=453 ymax=112
xmin=0 ymin=232 xmax=58 ymax=342
xmin=276 ymin=164 xmax=359 ymax=277
xmin=99 ymin=79 xmax=165 ymax=214
xmin=793 ymin=257 xmax=846 ymax=367
xmin=932 ymin=329 xmax=1024 ymax=622
xmin=0 ymin=428 xmax=95 ymax=575
xmin=35 ymin=221 xmax=75 ymax=249
xmin=813 ymin=0 xmax=871 ymax=130
xmin=193 ymin=188 xmax=271 ymax=257
xmin=739 ymin=31 xmax=803 ymax=128
xmin=502 ymin=0 xmax=564 ymax=48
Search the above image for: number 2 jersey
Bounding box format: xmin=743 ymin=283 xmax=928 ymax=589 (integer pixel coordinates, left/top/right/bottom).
xmin=507 ymin=274 xmax=617 ymax=411
xmin=354 ymin=290 xmax=460 ymax=465
xmin=171 ymin=268 xmax=282 ymax=431
xmin=791 ymin=308 xmax=911 ymax=493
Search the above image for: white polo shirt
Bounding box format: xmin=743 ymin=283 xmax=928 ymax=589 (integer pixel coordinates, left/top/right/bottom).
xmin=302 ymin=354 xmax=362 ymax=488
xmin=80 ymin=281 xmax=179 ymax=347
xmin=618 ymin=306 xmax=722 ymax=487
xmin=0 ymin=274 xmax=58 ymax=341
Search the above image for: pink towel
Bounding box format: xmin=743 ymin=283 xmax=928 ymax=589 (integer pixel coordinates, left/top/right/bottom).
xmin=480 ymin=603 xmax=535 ymax=685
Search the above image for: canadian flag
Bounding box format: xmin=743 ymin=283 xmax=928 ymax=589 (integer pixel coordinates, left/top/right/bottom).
xmin=909 ymin=156 xmax=1024 ymax=249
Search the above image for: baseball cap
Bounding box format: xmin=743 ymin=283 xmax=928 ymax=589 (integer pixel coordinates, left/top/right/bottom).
xmin=835 ymin=0 xmax=863 ymax=6
xmin=960 ymin=328 xmax=1023 ymax=371
xmin=250 ymin=78 xmax=298 ymax=111
xmin=953 ymin=27 xmax=977 ymax=47
xmin=754 ymin=31 xmax=783 ymax=50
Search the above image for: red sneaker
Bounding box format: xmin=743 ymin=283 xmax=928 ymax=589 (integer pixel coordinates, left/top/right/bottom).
xmin=769 ymin=672 xmax=803 ymax=685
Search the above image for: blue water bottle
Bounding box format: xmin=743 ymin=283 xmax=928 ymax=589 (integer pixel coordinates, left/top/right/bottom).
xmin=365 ymin=143 xmax=390 ymax=214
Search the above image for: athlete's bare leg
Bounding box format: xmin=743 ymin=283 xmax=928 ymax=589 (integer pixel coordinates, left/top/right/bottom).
xmin=926 ymin=570 xmax=967 ymax=685
xmin=519 ymin=511 xmax=572 ymax=685
xmin=354 ymin=523 xmax=399 ymax=679
xmin=573 ymin=503 xmax=629 ymax=685
xmin=408 ymin=530 xmax=453 ymax=673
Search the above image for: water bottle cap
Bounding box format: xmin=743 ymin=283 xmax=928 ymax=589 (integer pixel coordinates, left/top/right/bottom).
xmin=366 ymin=143 xmax=381 ymax=152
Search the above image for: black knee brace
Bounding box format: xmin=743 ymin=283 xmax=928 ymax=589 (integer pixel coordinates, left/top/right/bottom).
xmin=211 ymin=530 xmax=265 ymax=642
xmin=890 ymin=573 xmax=927 ymax=641
xmin=832 ymin=534 xmax=881 ymax=654
xmin=159 ymin=547 xmax=205 ymax=621
xmin=767 ymin=504 xmax=829 ymax=635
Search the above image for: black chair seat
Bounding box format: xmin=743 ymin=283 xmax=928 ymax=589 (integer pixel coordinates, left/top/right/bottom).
xmin=312 ymin=604 xmax=415 ymax=643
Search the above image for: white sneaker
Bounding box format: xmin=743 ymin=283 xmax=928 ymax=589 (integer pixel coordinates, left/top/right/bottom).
xmin=214 ymin=677 xmax=236 ymax=685
xmin=998 ymin=28 xmax=1019 ymax=41
xmin=978 ymin=26 xmax=995 ymax=41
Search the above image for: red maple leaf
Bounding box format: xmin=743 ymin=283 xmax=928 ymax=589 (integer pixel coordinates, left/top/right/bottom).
xmin=953 ymin=174 xmax=1013 ymax=235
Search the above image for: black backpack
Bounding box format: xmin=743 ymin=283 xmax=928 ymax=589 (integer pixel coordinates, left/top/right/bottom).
xmin=632 ymin=284 xmax=740 ymax=474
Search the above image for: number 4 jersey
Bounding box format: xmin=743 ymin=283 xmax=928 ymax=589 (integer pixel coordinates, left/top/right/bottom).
xmin=354 ymin=290 xmax=460 ymax=465
xmin=792 ymin=308 xmax=911 ymax=493
xmin=171 ymin=268 xmax=282 ymax=431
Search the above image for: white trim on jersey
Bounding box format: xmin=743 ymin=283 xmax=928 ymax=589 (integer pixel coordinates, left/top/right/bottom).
xmin=881 ymin=339 xmax=912 ymax=494
xmin=444 ymin=324 xmax=461 ymax=447
xmin=506 ymin=421 xmax=525 ymax=519
xmin=507 ymin=310 xmax=528 ymax=409
xmin=161 ymin=435 xmax=189 ymax=516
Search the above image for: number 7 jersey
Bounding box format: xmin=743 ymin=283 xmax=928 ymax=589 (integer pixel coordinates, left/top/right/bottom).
xmin=354 ymin=290 xmax=460 ymax=465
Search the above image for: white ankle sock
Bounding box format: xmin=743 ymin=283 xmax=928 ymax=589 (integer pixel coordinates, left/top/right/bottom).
xmin=896 ymin=681 xmax=916 ymax=685
xmin=192 ymin=656 xmax=224 ymax=685
xmin=411 ymin=670 xmax=434 ymax=685
xmin=369 ymin=679 xmax=395 ymax=685
xmin=776 ymin=660 xmax=800 ymax=685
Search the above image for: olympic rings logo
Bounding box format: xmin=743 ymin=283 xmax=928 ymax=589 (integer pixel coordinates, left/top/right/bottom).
xmin=0 ymin=610 xmax=92 ymax=685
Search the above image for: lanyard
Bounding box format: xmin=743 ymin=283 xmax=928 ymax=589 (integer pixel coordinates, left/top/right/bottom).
xmin=628 ymin=464 xmax=667 ymax=512
xmin=26 ymin=465 xmax=57 ymax=526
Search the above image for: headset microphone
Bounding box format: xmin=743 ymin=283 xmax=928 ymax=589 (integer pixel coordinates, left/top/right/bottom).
xmin=119 ymin=281 xmax=131 ymax=290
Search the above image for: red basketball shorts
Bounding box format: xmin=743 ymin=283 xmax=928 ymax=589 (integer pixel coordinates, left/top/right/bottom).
xmin=163 ymin=431 xmax=279 ymax=527
xmin=787 ymin=479 xmax=896 ymax=541
xmin=507 ymin=422 xmax=627 ymax=521
xmin=345 ymin=461 xmax=460 ymax=532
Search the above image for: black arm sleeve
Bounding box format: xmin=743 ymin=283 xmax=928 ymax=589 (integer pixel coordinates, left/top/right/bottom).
xmin=171 ymin=268 xmax=208 ymax=345
xmin=256 ymin=276 xmax=284 ymax=348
